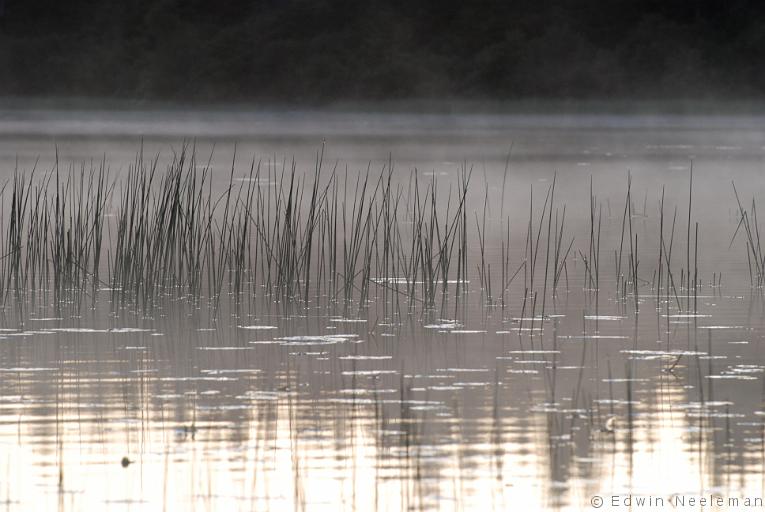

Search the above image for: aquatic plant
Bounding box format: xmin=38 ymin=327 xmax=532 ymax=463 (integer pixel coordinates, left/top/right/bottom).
xmin=0 ymin=148 xmax=715 ymax=332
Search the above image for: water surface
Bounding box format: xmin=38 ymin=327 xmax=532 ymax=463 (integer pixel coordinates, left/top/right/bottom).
xmin=1 ymin=107 xmax=765 ymax=510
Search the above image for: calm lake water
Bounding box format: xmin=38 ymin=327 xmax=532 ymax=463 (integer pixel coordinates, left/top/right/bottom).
xmin=2 ymin=107 xmax=765 ymax=510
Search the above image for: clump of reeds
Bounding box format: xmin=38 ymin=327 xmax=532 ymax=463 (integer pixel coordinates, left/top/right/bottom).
xmin=731 ymin=181 xmax=765 ymax=287
xmin=0 ymin=148 xmax=477 ymax=318
xmin=0 ymin=146 xmax=726 ymax=332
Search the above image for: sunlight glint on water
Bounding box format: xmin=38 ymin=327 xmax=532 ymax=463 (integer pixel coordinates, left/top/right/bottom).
xmin=1 ymin=109 xmax=765 ymax=510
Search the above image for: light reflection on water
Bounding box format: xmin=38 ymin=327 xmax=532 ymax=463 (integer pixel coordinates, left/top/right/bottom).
xmin=0 ymin=293 xmax=762 ymax=511
xmin=1 ymin=109 xmax=765 ymax=510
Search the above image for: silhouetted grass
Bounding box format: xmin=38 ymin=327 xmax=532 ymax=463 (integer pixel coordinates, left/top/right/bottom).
xmin=0 ymin=147 xmax=735 ymax=329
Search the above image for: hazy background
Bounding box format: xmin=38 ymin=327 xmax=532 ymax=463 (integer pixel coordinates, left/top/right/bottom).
xmin=1 ymin=0 xmax=764 ymax=103
xmin=3 ymin=4 xmax=765 ymax=512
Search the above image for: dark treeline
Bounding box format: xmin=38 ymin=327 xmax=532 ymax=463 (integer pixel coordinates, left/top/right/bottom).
xmin=1 ymin=0 xmax=764 ymax=102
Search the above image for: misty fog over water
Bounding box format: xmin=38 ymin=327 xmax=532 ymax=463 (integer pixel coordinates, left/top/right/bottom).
xmin=0 ymin=0 xmax=765 ymax=506
xmin=0 ymin=104 xmax=763 ymax=510
xmin=5 ymin=0 xmax=765 ymax=508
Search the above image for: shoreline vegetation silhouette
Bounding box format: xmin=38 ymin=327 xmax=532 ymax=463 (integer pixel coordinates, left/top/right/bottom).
xmin=1 ymin=0 xmax=764 ymax=103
